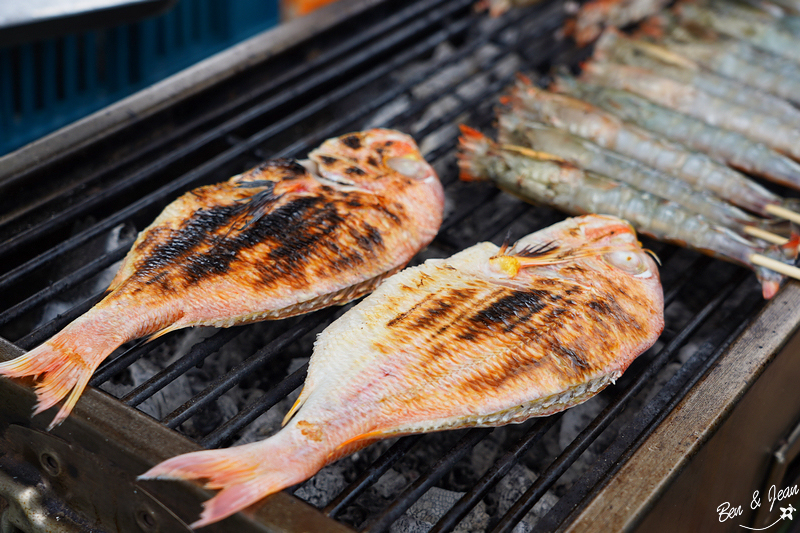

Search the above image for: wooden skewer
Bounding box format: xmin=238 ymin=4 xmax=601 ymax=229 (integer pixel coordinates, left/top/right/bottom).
xmin=751 ymin=254 xmax=800 ymax=281
xmin=766 ymin=204 xmax=800 ymax=225
xmin=501 ymin=144 xmax=567 ymax=163
xmin=743 ymin=226 xmax=789 ymax=246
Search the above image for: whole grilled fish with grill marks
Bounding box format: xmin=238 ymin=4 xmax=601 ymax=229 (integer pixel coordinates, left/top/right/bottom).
xmin=0 ymin=129 xmax=444 ymax=429
xmin=141 ymin=214 xmax=664 ymax=529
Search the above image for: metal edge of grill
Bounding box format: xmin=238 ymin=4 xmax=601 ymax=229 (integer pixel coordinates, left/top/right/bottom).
xmin=0 ymin=0 xmax=799 ymax=531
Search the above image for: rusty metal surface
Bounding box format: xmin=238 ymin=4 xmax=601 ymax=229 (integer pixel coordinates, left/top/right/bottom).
xmin=562 ymin=281 xmax=800 ymax=532
xmin=0 ymin=337 xmax=354 ymax=533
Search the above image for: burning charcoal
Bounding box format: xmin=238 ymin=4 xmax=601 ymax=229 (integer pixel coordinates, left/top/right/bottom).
xmin=293 ymin=463 xmax=348 ymax=508
xmin=375 ymin=469 xmax=409 ymax=499
xmin=39 ymin=223 xmax=135 ymax=326
xmin=232 ymin=392 xmax=299 ymax=446
xmin=470 ymin=438 xmax=505 ymax=481
xmin=490 ymin=464 xmax=559 ymax=530
xmin=558 ymin=397 xmax=607 ymax=450
xmin=391 ymin=486 xmax=490 ymax=533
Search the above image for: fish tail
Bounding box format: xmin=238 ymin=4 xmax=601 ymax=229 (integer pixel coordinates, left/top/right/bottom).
xmin=140 ymin=435 xmax=320 ymax=528
xmin=0 ymin=312 xmax=128 ymax=428
xmin=457 ymin=125 xmax=495 ymax=182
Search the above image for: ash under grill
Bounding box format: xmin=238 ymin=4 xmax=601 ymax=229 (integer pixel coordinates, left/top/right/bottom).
xmin=0 ymin=1 xmax=796 ymax=532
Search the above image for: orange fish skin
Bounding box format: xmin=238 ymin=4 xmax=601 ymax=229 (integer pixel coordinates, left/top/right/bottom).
xmin=141 ymin=214 xmax=664 ymax=529
xmin=0 ymin=128 xmax=444 ymax=429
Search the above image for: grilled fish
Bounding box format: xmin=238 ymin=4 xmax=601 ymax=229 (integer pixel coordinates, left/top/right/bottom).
xmin=141 ymin=214 xmax=664 ymax=528
xmin=0 ymin=129 xmax=445 ymax=429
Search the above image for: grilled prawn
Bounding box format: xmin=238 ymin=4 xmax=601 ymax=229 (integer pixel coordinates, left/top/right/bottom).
xmin=643 ymin=15 xmax=800 ymax=103
xmin=0 ymin=129 xmax=445 ymax=429
xmin=554 ymin=74 xmax=800 ymax=191
xmin=458 ymin=126 xmax=798 ymax=298
xmin=496 ymin=114 xmax=761 ymax=229
xmin=504 ymin=77 xmax=785 ymax=217
xmin=568 ymin=0 xmax=671 ymax=45
xmin=579 ymin=61 xmax=800 ymax=161
xmin=141 ymin=214 xmax=664 ymax=528
xmin=677 ymin=1 xmax=800 ymax=63
xmin=592 ymin=29 xmax=800 ymax=129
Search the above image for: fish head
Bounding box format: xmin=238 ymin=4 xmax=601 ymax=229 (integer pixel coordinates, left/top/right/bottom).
xmin=494 ymin=215 xmax=664 ymax=328
xmin=307 ymin=129 xmax=439 ymax=191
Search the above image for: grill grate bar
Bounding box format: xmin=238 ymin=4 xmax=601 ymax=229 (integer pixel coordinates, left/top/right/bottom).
xmin=662 ymin=256 xmax=712 ymax=307
xmin=265 ymin=5 xmax=552 ymax=163
xmin=161 ymin=308 xmax=337 ymax=429
xmin=361 ymin=428 xmax=493 ymax=533
xmin=430 ymin=416 xmax=560 ymax=533
xmin=491 ymin=268 xmax=744 ymax=533
xmin=0 ymin=240 xmax=132 ymax=328
xmin=121 ymin=327 xmax=244 ymax=407
xmin=324 ymin=435 xmax=425 ymax=519
xmin=90 ymin=336 xmax=168 ymax=387
xmin=16 ymin=292 xmax=106 ymax=350
xmin=201 ymin=364 xmax=308 ymax=449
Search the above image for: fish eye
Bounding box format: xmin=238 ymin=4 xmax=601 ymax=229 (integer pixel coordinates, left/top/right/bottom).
xmin=387 ymin=156 xmax=427 ymax=179
xmin=602 ymin=250 xmax=651 ymax=278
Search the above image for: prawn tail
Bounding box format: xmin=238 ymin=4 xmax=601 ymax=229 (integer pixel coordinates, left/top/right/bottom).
xmin=140 ymin=435 xmax=321 ymax=528
xmin=0 ymin=313 xmax=128 ymax=429
xmin=754 ymin=229 xmax=800 ymax=299
xmin=457 ymin=125 xmax=496 ymax=182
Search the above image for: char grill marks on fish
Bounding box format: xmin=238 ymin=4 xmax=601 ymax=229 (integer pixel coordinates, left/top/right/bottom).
xmin=0 ymin=128 xmax=445 ymax=429
xmin=377 ymin=278 xmax=634 ymax=408
xmin=140 ymin=215 xmax=663 ymax=529
xmin=125 ymin=171 xmax=397 ymax=296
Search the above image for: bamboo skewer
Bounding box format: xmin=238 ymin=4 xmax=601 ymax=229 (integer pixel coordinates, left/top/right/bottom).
xmin=497 ymin=144 xmax=800 ymax=283
xmin=743 ymin=226 xmax=790 ymax=245
xmin=751 ymin=254 xmax=800 ymax=281
xmin=501 ymin=144 xmax=567 ymax=162
xmin=766 ymin=204 xmax=800 ymax=225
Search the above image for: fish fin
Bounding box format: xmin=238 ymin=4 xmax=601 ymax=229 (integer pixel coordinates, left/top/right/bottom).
xmin=146 ymin=323 xmax=184 ymax=342
xmin=0 ymin=318 xmax=120 ymax=428
xmin=281 ymin=393 xmax=305 ymax=427
xmin=489 ymin=240 xmax=563 ymax=277
xmin=140 ymin=437 xmax=316 ymax=528
xmin=456 ymin=125 xmax=495 ymax=183
xmin=334 ymin=430 xmax=387 ymax=452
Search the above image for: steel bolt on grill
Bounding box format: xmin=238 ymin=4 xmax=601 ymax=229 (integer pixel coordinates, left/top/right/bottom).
xmin=2 ymin=0 xmax=800 ymax=532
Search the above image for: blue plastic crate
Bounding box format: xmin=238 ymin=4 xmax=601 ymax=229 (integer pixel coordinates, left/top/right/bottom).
xmin=0 ymin=0 xmax=279 ymax=156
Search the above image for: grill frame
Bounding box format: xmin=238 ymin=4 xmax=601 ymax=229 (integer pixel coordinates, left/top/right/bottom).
xmin=0 ymin=1 xmax=798 ymax=531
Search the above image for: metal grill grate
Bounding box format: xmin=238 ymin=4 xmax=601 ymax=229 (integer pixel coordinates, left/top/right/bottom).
xmin=0 ymin=0 xmax=783 ymax=531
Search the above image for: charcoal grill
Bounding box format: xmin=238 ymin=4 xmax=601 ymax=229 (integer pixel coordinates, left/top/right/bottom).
xmin=2 ymin=1 xmax=800 ymax=531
